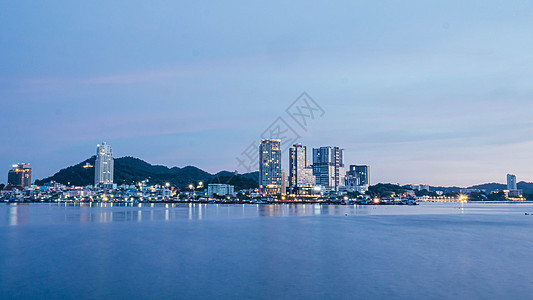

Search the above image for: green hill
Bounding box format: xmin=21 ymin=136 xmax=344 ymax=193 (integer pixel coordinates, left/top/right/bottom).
xmin=35 ymin=156 xmax=258 ymax=190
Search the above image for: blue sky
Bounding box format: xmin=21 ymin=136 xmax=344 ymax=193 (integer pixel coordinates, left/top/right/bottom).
xmin=1 ymin=1 xmax=533 ymax=186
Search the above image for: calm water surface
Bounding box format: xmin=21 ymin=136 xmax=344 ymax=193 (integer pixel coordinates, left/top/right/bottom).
xmin=1 ymin=202 xmax=533 ymax=299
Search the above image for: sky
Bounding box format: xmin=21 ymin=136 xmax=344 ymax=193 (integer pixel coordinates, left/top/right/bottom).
xmin=1 ymin=1 xmax=533 ymax=187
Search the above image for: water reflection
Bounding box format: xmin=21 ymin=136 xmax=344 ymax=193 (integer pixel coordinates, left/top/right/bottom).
xmin=8 ymin=204 xmax=29 ymax=226
xmin=0 ymin=203 xmax=407 ymax=225
xmin=4 ymin=202 xmax=532 ymax=226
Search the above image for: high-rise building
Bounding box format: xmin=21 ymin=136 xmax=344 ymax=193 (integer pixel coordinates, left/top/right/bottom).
xmin=346 ymin=165 xmax=369 ymax=193
xmin=7 ymin=163 xmax=32 ymax=188
xmin=355 ymin=165 xmax=369 ymax=186
xmin=95 ymin=142 xmax=114 ymax=186
xmin=281 ymin=170 xmax=288 ymax=196
xmin=507 ymin=174 xmax=517 ymax=191
xmin=312 ymin=146 xmax=344 ymax=190
xmin=259 ymin=139 xmax=282 ymax=196
xmin=289 ymin=144 xmax=315 ymax=194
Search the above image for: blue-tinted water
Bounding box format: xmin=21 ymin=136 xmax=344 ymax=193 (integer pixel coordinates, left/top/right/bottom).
xmin=1 ymin=202 xmax=533 ymax=299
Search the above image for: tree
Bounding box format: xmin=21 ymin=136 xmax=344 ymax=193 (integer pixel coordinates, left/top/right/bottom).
xmin=468 ymin=192 xmax=487 ymax=201
xmin=487 ymin=191 xmax=506 ymax=201
xmin=346 ymin=191 xmax=360 ymax=198
xmin=368 ymin=183 xmax=406 ymax=198
xmin=0 ymin=184 xmax=4 ymax=191
xmin=415 ymin=190 xmax=438 ymax=197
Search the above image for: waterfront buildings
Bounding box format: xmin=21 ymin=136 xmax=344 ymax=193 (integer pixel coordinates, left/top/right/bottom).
xmin=312 ymin=146 xmax=344 ymax=191
xmin=408 ymin=184 xmax=430 ymax=191
xmin=289 ymin=144 xmax=315 ymax=195
xmin=259 ymin=139 xmax=282 ymax=196
xmin=507 ymin=174 xmax=517 ymax=191
xmin=345 ymin=165 xmax=369 ymax=193
xmin=7 ymin=163 xmax=32 ymax=188
xmin=281 ymin=170 xmax=288 ymax=195
xmin=95 ymin=142 xmax=114 ymax=187
xmin=505 ymin=174 xmax=523 ymax=200
xmin=207 ymin=184 xmax=235 ymax=197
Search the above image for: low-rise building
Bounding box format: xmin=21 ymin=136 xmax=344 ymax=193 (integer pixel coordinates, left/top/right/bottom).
xmin=208 ymin=184 xmax=235 ymax=197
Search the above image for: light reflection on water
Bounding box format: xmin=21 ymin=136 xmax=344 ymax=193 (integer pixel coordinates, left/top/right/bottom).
xmin=3 ymin=202 xmax=533 ymax=226
xmin=3 ymin=202 xmax=533 ymax=299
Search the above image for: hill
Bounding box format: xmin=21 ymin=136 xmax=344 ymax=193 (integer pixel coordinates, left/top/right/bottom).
xmin=427 ymin=182 xmax=533 ymax=194
xmin=468 ymin=183 xmax=506 ymax=192
xmin=35 ymin=156 xmax=258 ymax=190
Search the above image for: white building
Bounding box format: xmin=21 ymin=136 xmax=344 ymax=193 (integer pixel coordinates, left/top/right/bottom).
xmin=289 ymin=144 xmax=316 ymax=194
xmin=95 ymin=142 xmax=114 ymax=187
xmin=409 ymin=184 xmax=430 ymax=191
xmin=207 ymin=184 xmax=235 ymax=197
xmin=281 ymin=170 xmax=289 ymax=195
xmin=507 ymin=174 xmax=517 ymax=191
xmin=160 ymin=188 xmax=172 ymax=198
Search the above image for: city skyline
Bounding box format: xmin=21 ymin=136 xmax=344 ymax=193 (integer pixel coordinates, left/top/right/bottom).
xmin=3 ymin=3 xmax=533 ymax=300
xmin=1 ymin=139 xmax=530 ymax=189
xmin=2 ymin=1 xmax=533 ymax=186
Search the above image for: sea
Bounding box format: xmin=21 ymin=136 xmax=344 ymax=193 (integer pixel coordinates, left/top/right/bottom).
xmin=1 ymin=202 xmax=533 ymax=299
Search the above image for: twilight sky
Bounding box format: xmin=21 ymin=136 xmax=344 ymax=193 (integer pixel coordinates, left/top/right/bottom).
xmin=2 ymin=1 xmax=533 ymax=187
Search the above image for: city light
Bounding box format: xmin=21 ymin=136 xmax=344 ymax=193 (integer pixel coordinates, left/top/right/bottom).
xmin=458 ymin=194 xmax=468 ymax=202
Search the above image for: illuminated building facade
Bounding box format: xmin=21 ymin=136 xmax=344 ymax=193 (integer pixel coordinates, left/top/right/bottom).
xmin=289 ymin=144 xmax=315 ymax=195
xmin=281 ymin=170 xmax=288 ymax=195
xmin=346 ymin=165 xmax=369 ymax=193
xmin=505 ymin=174 xmax=524 ymax=200
xmin=259 ymin=139 xmax=281 ymax=196
xmin=95 ymin=142 xmax=114 ymax=186
xmin=312 ymin=146 xmax=344 ymax=190
xmin=207 ymin=184 xmax=235 ymax=197
xmin=507 ymin=174 xmax=517 ymax=191
xmin=7 ymin=163 xmax=32 ymax=188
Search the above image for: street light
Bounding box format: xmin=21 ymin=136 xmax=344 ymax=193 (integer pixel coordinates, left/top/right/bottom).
xmin=189 ymin=184 xmax=195 ymax=199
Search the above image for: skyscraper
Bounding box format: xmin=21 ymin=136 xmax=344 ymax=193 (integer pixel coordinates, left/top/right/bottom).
xmin=312 ymin=146 xmax=344 ymax=190
xmin=7 ymin=163 xmax=32 ymax=188
xmin=507 ymin=174 xmax=517 ymax=191
xmin=95 ymin=142 xmax=114 ymax=186
xmin=346 ymin=165 xmax=369 ymax=193
xmin=259 ymin=139 xmax=281 ymax=196
xmin=289 ymin=144 xmax=315 ymax=194
xmin=281 ymin=170 xmax=288 ymax=196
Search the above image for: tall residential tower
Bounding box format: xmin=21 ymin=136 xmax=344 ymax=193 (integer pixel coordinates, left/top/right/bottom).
xmin=346 ymin=165 xmax=369 ymax=193
xmin=507 ymin=174 xmax=517 ymax=191
xmin=289 ymin=144 xmax=315 ymax=195
xmin=7 ymin=163 xmax=32 ymax=188
xmin=95 ymin=142 xmax=114 ymax=186
xmin=259 ymin=139 xmax=282 ymax=196
xmin=312 ymin=146 xmax=344 ymax=190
